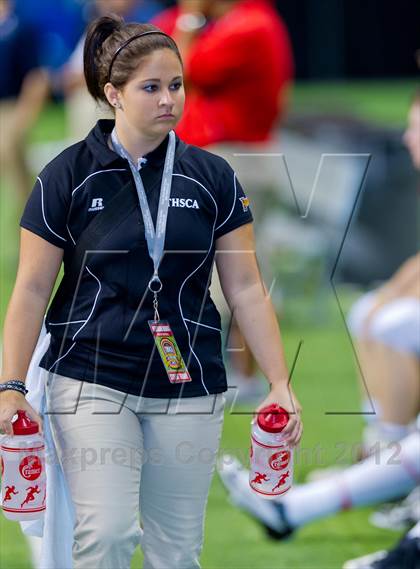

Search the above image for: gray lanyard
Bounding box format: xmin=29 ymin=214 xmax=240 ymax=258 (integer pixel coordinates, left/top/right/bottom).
xmin=111 ymin=128 xmax=176 ymax=320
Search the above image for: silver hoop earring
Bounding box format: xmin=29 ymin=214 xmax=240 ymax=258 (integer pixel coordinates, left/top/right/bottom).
xmin=115 ymin=102 xmax=122 ymax=109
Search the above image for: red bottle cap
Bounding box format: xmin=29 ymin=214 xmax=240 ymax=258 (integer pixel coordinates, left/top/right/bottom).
xmin=12 ymin=410 xmax=39 ymax=435
xmin=257 ymin=404 xmax=289 ymax=433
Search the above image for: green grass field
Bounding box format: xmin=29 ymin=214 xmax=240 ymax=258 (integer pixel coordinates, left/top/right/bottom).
xmin=291 ymin=78 xmax=418 ymax=126
xmin=0 ymin=80 xmax=412 ymax=568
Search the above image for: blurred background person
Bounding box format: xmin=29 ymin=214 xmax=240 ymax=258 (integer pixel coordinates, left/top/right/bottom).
xmin=218 ymin=92 xmax=420 ymax=569
xmin=62 ymin=0 xmax=166 ymax=141
xmin=0 ymin=0 xmax=49 ymax=203
xmin=347 ymin=251 xmax=419 ymax=455
xmin=153 ymin=0 xmax=293 ymax=145
xmin=153 ymin=0 xmax=294 ymax=402
xmin=340 ymin=88 xmax=420 ymax=569
xmin=344 ymin=92 xmax=419 ymax=458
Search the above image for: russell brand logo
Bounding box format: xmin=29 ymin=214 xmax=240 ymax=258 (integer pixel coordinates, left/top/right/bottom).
xmin=88 ymin=197 xmax=104 ymax=212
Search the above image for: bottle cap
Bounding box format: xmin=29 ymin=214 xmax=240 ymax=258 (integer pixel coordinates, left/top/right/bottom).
xmin=12 ymin=410 xmax=39 ymax=435
xmin=257 ymin=404 xmax=289 ymax=433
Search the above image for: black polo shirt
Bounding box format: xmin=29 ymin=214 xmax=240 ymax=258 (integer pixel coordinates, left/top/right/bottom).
xmin=20 ymin=120 xmax=253 ymax=398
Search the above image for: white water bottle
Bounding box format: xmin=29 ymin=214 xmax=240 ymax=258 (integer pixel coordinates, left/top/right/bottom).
xmin=1 ymin=410 xmax=46 ymax=520
xmin=249 ymin=404 xmax=293 ymax=499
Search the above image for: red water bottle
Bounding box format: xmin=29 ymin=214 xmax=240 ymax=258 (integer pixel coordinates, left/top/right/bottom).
xmin=249 ymin=404 xmax=293 ymax=499
xmin=1 ymin=410 xmax=46 ymax=520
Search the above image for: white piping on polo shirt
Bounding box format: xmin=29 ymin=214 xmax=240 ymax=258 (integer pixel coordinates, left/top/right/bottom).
xmin=215 ymin=171 xmax=237 ymax=232
xmin=47 ymin=266 xmax=102 ymax=370
xmin=37 ymin=176 xmax=67 ymax=243
xmin=71 ymin=267 xmax=101 ymax=341
xmin=55 ymin=170 xmax=127 ymax=352
xmin=71 ymin=168 xmax=127 ymax=196
xmin=184 ymin=318 xmax=222 ymax=332
xmin=48 ymin=341 xmax=76 ymax=371
xmin=67 ymin=168 xmax=127 ymax=243
xmin=174 ymin=173 xmax=218 ymax=396
xmin=49 ymin=319 xmax=87 ymax=326
xmin=50 ymin=170 xmax=128 ymax=371
xmin=66 ymin=224 xmax=76 ymax=245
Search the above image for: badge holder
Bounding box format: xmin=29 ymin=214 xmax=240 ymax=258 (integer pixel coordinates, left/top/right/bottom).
xmin=148 ymin=275 xmax=192 ymax=384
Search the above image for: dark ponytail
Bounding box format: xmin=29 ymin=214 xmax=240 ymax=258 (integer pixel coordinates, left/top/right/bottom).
xmin=83 ymin=15 xmax=124 ymax=102
xmin=83 ymin=15 xmax=182 ymax=108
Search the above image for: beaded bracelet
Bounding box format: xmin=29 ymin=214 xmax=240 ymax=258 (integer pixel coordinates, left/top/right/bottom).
xmin=0 ymin=380 xmax=28 ymax=395
xmin=1 ymin=380 xmax=26 ymax=388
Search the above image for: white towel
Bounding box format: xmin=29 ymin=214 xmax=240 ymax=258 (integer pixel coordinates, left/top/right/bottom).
xmin=19 ymin=321 xmax=75 ymax=568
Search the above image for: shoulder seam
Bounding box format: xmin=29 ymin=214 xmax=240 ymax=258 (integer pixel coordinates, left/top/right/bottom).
xmin=37 ymin=176 xmax=67 ymax=243
xmin=72 ymin=169 xmax=127 ymax=196
xmin=215 ymin=171 xmax=237 ymax=232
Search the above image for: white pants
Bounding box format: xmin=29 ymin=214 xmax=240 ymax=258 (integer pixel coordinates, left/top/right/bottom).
xmin=45 ymin=373 xmax=225 ymax=569
xmin=347 ymin=290 xmax=420 ymax=356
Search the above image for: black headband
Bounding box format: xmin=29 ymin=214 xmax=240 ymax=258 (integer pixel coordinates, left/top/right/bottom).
xmin=108 ymin=30 xmax=174 ymax=82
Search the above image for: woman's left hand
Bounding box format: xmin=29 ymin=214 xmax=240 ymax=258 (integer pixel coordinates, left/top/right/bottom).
xmin=255 ymin=382 xmax=303 ymax=448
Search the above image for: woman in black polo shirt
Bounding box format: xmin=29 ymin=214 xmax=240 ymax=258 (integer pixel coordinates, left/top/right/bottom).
xmin=0 ymin=14 xmax=302 ymax=569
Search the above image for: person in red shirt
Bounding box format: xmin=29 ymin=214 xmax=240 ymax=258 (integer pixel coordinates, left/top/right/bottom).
xmin=153 ymin=0 xmax=294 ymax=147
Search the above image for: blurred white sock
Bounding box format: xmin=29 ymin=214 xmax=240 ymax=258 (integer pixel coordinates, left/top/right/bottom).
xmin=363 ymin=420 xmax=411 ymax=456
xmin=280 ymin=432 xmax=419 ymax=528
xmin=378 ymin=421 xmax=411 ymax=441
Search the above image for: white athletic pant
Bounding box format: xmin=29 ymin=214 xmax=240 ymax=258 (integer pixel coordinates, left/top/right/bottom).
xmin=347 ymin=290 xmax=420 ymax=356
xmin=45 ymin=373 xmax=225 ymax=569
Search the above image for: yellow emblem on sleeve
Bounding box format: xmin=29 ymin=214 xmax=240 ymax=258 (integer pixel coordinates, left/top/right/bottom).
xmin=239 ymin=196 xmax=250 ymax=212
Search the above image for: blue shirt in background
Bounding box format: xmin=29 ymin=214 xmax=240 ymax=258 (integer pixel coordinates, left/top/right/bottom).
xmin=0 ymin=12 xmax=39 ymax=99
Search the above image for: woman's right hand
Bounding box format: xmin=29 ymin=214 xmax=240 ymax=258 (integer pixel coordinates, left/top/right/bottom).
xmin=0 ymin=390 xmax=43 ymax=436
